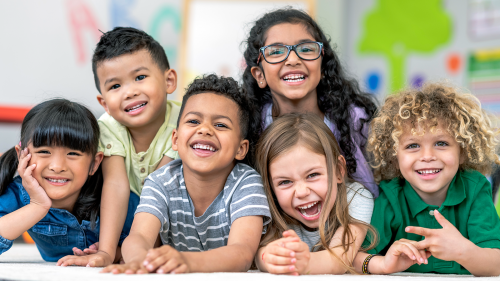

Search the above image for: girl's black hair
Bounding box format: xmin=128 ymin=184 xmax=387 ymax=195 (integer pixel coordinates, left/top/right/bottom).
xmin=242 ymin=8 xmax=377 ymax=175
xmin=0 ymin=99 xmax=102 ymax=228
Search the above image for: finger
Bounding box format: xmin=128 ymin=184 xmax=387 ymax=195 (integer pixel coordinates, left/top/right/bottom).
xmin=72 ymin=247 xmax=85 ymax=256
xmin=83 ymin=249 xmax=98 ymax=255
xmin=266 ymin=264 xmax=297 ymax=274
xmin=433 ymin=210 xmax=453 ymax=229
xmin=267 ymin=244 xmax=296 ymax=258
xmin=90 ymin=242 xmax=99 ymax=250
xmin=405 ymin=226 xmax=434 ymax=237
xmin=59 ymin=257 xmax=90 ymax=267
xmin=272 ymin=237 xmax=300 ymax=247
xmin=144 ymin=254 xmax=169 ymax=272
xmin=24 ymin=163 xmax=36 ymax=179
xmin=413 ymin=239 xmax=431 ymax=251
xmin=171 ymin=264 xmax=188 ymax=274
xmin=265 ymin=253 xmax=296 ymax=266
xmin=144 ymin=246 xmax=171 ymax=264
xmin=283 ymin=241 xmax=308 ymax=252
xmin=283 ymin=229 xmax=299 ymax=238
xmin=157 ymin=258 xmax=181 ymax=274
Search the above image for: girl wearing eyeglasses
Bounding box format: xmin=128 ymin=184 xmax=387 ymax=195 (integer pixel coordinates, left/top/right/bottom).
xmin=242 ymin=8 xmax=378 ymax=198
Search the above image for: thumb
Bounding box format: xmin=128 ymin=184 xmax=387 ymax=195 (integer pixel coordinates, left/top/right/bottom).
xmin=434 ymin=210 xmax=453 ymax=229
xmin=283 ymin=229 xmax=299 ymax=238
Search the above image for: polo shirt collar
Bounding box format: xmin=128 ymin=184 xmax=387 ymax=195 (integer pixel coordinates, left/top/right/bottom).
xmin=403 ymin=171 xmax=466 ymax=218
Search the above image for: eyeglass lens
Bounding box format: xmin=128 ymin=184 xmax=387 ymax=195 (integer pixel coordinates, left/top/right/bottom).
xmin=263 ymin=42 xmax=321 ymax=63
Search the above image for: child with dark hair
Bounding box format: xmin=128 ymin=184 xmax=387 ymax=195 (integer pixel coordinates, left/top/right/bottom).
xmin=58 ymin=27 xmax=180 ymax=267
xmin=242 ymin=8 xmax=378 ymax=196
xmin=356 ymin=83 xmax=500 ymax=276
xmin=102 ymin=74 xmax=271 ymax=274
xmin=0 ymin=99 xmax=134 ymax=262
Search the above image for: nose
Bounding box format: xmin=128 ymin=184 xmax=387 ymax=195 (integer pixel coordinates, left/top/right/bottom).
xmin=420 ymin=146 xmax=437 ymax=162
xmin=294 ymin=181 xmax=310 ymax=199
xmin=196 ymin=122 xmax=214 ymax=136
xmin=49 ymin=156 xmax=67 ymax=173
xmin=285 ymin=49 xmax=302 ymax=66
xmin=124 ymin=84 xmax=140 ymax=99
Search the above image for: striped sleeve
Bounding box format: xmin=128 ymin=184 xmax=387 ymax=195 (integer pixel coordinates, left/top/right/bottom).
xmin=347 ymin=182 xmax=374 ymax=224
xmin=228 ymin=167 xmax=271 ymax=225
xmin=135 ymin=174 xmax=170 ymax=232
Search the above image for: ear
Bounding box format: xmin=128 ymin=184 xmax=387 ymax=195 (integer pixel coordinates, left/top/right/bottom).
xmin=96 ymin=95 xmax=110 ymax=115
xmin=90 ymin=152 xmax=104 ymax=175
xmin=171 ymin=129 xmax=179 ymax=151
xmin=251 ymin=66 xmax=267 ymax=88
xmin=336 ymin=155 xmax=347 ymax=183
xmin=459 ymin=148 xmax=465 ymax=165
xmin=164 ymin=69 xmax=178 ymax=95
xmin=234 ymin=139 xmax=249 ymax=161
xmin=15 ymin=145 xmax=21 ymax=159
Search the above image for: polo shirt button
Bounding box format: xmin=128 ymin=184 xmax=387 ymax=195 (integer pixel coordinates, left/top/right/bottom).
xmin=140 ymin=156 xmax=144 ymax=162
xmin=429 ymin=210 xmax=435 ymax=216
xmin=106 ymin=144 xmax=112 ymax=149
xmin=140 ymin=168 xmax=146 ymax=173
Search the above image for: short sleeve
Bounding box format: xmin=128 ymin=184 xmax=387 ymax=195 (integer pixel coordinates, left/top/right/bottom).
xmin=347 ymin=182 xmax=374 ymax=224
xmin=135 ymin=174 xmax=170 ymax=233
xmin=97 ymin=114 xmax=127 ymax=157
xmin=164 ymin=149 xmax=179 ymax=160
xmin=228 ymin=168 xmax=271 ymax=226
xmin=467 ymin=177 xmax=500 ymax=249
xmin=366 ymin=188 xmax=397 ymax=254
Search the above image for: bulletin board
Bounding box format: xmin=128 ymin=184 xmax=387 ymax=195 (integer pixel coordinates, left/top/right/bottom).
xmin=180 ymin=0 xmax=316 ymax=92
xmin=344 ymin=0 xmax=500 ymax=116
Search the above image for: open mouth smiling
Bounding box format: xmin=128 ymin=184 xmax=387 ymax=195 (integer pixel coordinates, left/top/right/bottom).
xmin=416 ymin=169 xmax=442 ymax=175
xmin=124 ymin=102 xmax=147 ymax=112
xmin=282 ymin=74 xmax=306 ymax=82
xmin=296 ymin=201 xmax=322 ymax=219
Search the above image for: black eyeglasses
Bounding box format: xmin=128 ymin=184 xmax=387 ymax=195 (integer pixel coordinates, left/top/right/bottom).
xmin=257 ymin=42 xmax=324 ymax=64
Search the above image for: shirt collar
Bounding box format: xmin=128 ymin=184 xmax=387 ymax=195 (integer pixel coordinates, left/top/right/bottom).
xmin=403 ymin=171 xmax=465 ymax=218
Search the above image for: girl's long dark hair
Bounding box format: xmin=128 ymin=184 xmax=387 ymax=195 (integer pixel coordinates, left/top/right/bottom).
xmin=0 ymin=99 xmax=102 ymax=228
xmin=243 ymin=8 xmax=377 ymax=175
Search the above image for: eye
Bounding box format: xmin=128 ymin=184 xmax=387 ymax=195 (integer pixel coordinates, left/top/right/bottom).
xmin=68 ymin=151 xmax=82 ymax=156
xmin=187 ymin=119 xmax=200 ymax=125
xmin=215 ymin=123 xmax=228 ymax=128
xmin=278 ymin=180 xmax=292 ymax=186
xmin=37 ymin=150 xmax=50 ymax=154
xmin=307 ymin=172 xmax=320 ymax=179
xmin=436 ymin=141 xmax=448 ymax=147
xmin=136 ymin=75 xmax=146 ymax=81
xmin=267 ymin=46 xmax=286 ymax=56
xmin=406 ymin=143 xmax=419 ymax=149
xmin=110 ymin=84 xmax=120 ymax=90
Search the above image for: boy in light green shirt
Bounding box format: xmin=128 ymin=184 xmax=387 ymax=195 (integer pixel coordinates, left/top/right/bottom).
xmin=353 ymin=83 xmax=500 ymax=276
xmin=58 ymin=27 xmax=180 ymax=267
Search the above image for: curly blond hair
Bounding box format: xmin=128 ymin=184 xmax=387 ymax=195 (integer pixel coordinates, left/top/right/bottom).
xmin=368 ymin=82 xmax=500 ymax=183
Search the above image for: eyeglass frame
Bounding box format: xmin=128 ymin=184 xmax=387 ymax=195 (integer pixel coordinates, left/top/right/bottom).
xmin=256 ymin=41 xmax=324 ymax=64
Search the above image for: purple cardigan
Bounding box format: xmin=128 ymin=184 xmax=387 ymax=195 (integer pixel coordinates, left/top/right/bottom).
xmin=262 ymin=103 xmax=379 ymax=197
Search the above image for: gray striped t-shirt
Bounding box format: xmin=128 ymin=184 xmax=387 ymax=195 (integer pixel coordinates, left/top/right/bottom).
xmin=135 ymin=159 xmax=272 ymax=252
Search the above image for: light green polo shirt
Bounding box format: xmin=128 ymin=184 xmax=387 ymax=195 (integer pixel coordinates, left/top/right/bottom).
xmin=98 ymin=100 xmax=181 ymax=196
xmin=365 ymin=169 xmax=500 ymax=274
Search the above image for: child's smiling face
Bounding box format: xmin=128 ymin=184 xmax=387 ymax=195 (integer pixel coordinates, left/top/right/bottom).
xmin=251 ymin=23 xmax=322 ymax=108
xmin=396 ymin=122 xmax=464 ymax=206
xmin=269 ymin=145 xmax=341 ymax=229
xmin=172 ymin=93 xmax=249 ymax=176
xmin=96 ymin=49 xmax=176 ymax=130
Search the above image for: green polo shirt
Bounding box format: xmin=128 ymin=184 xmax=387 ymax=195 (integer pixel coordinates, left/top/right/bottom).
xmin=365 ymin=169 xmax=500 ymax=274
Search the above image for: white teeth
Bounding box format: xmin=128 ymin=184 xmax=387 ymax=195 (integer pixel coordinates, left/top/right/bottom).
xmin=298 ymin=201 xmax=318 ymax=209
xmin=298 ymin=202 xmax=321 ymax=217
xmin=283 ymin=74 xmax=305 ymax=82
xmin=125 ymin=103 xmax=146 ymax=112
xmin=192 ymin=143 xmax=216 ymax=152
xmin=47 ymin=178 xmax=68 ymax=183
xmin=417 ymin=169 xmax=441 ymax=174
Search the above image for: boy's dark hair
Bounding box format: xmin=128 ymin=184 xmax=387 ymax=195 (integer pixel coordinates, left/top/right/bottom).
xmin=92 ymin=27 xmax=170 ymax=93
xmin=242 ymin=8 xmax=377 ymax=173
xmin=178 ymin=74 xmax=252 ymax=140
xmin=0 ymin=99 xmax=103 ymax=229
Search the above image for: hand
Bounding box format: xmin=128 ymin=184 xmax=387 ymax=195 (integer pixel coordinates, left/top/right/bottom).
xmin=142 ymin=245 xmax=190 ymax=274
xmin=262 ymin=235 xmax=301 ymax=275
xmin=17 ymin=148 xmax=51 ymax=210
xmin=101 ymin=261 xmax=148 ymax=274
xmin=406 ymin=209 xmax=473 ymax=262
xmin=72 ymin=242 xmax=99 ymax=256
xmin=57 ymin=251 xmax=113 ymax=267
xmin=381 ymin=238 xmax=431 ymax=274
xmin=282 ymin=230 xmax=311 ymax=275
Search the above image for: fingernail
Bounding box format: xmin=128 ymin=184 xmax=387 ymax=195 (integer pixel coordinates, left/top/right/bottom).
xmin=405 ymin=227 xmax=410 ymax=232
xmin=86 ymin=264 xmax=90 ymax=267
xmin=425 ymin=259 xmax=428 ymax=264
xmin=147 ymin=265 xmax=153 ymax=270
xmin=170 ymin=272 xmax=176 ymax=275
xmin=412 ymin=256 xmax=416 ymax=260
xmin=157 ymin=269 xmax=164 ymax=274
xmin=420 ymin=258 xmax=424 ymax=263
xmin=291 ymin=258 xmax=296 ymax=263
xmin=143 ymin=261 xmax=148 ymax=266
xmin=289 ymin=265 xmax=295 ymax=271
xmin=435 ymin=210 xmax=439 ymax=214
xmin=290 ymin=252 xmax=295 ymax=257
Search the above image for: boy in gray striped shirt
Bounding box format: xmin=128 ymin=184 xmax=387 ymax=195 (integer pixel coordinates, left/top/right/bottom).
xmin=103 ymin=75 xmax=271 ymax=274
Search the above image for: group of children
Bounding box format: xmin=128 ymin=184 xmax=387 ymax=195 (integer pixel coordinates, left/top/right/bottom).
xmin=0 ymin=8 xmax=499 ymax=276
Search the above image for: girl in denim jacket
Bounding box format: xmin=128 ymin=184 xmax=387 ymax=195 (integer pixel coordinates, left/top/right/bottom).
xmin=0 ymin=99 xmax=135 ymax=263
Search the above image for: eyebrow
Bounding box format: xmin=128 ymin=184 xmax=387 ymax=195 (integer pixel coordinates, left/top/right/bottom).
xmin=184 ymin=112 xmax=234 ymax=124
xmin=267 ymin=39 xmax=316 ymax=45
xmin=103 ymin=67 xmax=149 ymax=87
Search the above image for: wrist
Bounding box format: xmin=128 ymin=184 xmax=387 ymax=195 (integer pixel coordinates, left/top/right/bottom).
xmin=28 ymin=201 xmax=51 ymax=212
xmin=454 ymin=239 xmax=477 ymax=264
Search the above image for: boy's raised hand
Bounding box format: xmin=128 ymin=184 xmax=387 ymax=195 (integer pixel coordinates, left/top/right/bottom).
xmin=142 ymin=245 xmax=189 ymax=274
xmin=261 ymin=234 xmax=301 ymax=275
xmin=406 ymin=209 xmax=473 ymax=262
xmin=282 ymin=230 xmax=310 ymax=275
xmin=17 ymin=147 xmax=51 ymax=210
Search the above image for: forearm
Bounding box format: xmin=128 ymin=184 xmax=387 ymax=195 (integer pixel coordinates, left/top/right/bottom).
xmin=183 ymin=243 xmax=255 ymax=272
xmin=121 ymin=232 xmax=153 ymax=263
xmin=255 ymin=246 xmax=268 ymax=272
xmin=0 ymin=204 xmax=48 ymax=240
xmin=353 ymin=252 xmax=388 ymax=274
xmin=99 ymin=181 xmax=129 ymax=260
xmin=457 ymin=243 xmax=500 ymax=277
xmin=305 ymin=250 xmax=349 ymax=274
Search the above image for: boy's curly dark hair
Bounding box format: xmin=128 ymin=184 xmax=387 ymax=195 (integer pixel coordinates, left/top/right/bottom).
xmin=92 ymin=27 xmax=170 ymax=93
xmin=178 ymin=74 xmax=253 ymax=141
xmin=368 ymin=82 xmax=500 ymax=182
xmin=242 ymin=8 xmax=377 ymax=173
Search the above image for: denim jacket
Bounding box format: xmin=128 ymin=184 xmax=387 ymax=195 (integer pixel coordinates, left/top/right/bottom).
xmin=0 ymin=177 xmax=138 ymax=262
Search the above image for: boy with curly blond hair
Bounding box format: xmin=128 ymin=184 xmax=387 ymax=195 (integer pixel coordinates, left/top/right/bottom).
xmin=355 ymin=83 xmax=500 ymax=276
